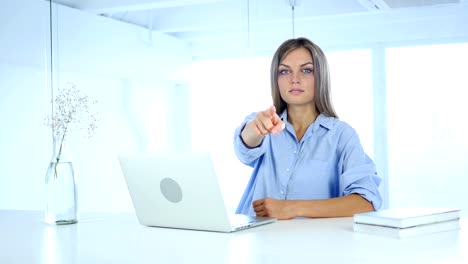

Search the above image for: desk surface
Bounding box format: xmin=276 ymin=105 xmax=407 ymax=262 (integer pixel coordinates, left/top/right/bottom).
xmin=0 ymin=210 xmax=466 ymax=264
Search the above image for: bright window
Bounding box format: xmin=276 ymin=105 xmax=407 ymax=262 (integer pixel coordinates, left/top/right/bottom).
xmin=328 ymin=50 xmax=374 ymax=158
xmin=386 ymin=43 xmax=468 ymax=214
xmin=188 ymin=49 xmax=374 ymax=212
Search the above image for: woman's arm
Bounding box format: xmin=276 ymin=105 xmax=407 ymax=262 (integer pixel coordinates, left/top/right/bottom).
xmin=234 ymin=106 xmax=285 ymax=166
xmin=241 ymin=106 xmax=284 ymax=148
xmin=253 ymin=194 xmax=374 ymax=220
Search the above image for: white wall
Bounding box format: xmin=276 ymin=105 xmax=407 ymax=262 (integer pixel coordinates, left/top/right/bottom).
xmin=0 ymin=0 xmax=190 ymax=212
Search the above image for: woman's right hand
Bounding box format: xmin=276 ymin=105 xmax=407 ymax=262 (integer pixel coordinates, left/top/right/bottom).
xmin=240 ymin=105 xmax=285 ymax=148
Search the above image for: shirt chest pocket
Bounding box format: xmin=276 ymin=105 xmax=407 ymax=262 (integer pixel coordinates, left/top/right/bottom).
xmin=287 ymin=159 xmax=335 ymax=199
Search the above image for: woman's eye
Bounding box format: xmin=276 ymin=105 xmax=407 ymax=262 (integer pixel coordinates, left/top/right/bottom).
xmin=279 ymin=69 xmax=289 ymax=75
xmin=302 ymin=68 xmax=314 ymax=74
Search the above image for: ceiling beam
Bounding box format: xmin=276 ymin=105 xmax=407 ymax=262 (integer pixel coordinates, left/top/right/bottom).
xmin=358 ymin=0 xmax=390 ymax=11
xmin=151 ymin=1 xmax=465 ymax=34
xmin=60 ymin=0 xmax=227 ymax=14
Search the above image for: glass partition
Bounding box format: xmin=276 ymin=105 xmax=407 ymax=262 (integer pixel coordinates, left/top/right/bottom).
xmin=0 ymin=0 xmax=51 ymax=210
xmin=49 ymin=2 xmax=192 ymax=212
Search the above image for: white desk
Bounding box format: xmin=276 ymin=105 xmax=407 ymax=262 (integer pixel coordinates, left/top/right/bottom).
xmin=1 ymin=210 xmax=466 ymax=264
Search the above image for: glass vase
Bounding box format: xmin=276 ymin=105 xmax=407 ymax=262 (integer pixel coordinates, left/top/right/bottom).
xmin=44 ymin=140 xmax=78 ymax=225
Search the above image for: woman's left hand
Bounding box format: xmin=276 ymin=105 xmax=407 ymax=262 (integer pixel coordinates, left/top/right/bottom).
xmin=252 ymin=198 xmax=297 ymax=220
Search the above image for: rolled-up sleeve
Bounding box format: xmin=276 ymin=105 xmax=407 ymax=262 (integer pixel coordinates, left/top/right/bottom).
xmin=338 ymin=129 xmax=383 ymax=210
xmin=233 ymin=113 xmax=267 ymax=166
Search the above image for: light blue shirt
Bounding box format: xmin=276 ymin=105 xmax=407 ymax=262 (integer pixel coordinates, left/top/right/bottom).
xmin=233 ymin=110 xmax=382 ymax=215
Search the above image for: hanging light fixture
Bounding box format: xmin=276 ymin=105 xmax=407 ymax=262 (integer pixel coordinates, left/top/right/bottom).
xmin=286 ymin=0 xmax=301 ymax=38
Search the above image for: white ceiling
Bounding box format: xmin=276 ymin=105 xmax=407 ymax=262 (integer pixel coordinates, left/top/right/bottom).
xmin=52 ymin=0 xmax=468 ymax=59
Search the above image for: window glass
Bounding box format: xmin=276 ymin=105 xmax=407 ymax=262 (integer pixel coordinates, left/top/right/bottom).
xmin=188 ymin=57 xmax=271 ymax=211
xmin=328 ymin=50 xmax=374 ymax=158
xmin=386 ymin=43 xmax=468 ymax=214
xmin=188 ymin=49 xmax=374 ymax=212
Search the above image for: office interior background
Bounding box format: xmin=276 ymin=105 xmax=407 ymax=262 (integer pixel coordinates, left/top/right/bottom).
xmin=1 ymin=0 xmax=467 ymax=215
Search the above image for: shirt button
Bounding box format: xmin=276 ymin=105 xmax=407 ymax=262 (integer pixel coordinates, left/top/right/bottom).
xmin=286 ymin=168 xmax=290 ymax=172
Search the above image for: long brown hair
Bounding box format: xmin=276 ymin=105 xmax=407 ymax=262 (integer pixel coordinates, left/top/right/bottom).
xmin=270 ymin=37 xmax=338 ymax=118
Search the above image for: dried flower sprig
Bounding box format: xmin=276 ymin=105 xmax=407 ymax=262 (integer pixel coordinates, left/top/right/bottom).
xmin=44 ymin=83 xmax=99 ymax=177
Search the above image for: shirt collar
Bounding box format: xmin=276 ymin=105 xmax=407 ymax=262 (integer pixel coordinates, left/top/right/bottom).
xmin=313 ymin=113 xmax=335 ymax=132
xmin=280 ymin=109 xmax=335 ymax=133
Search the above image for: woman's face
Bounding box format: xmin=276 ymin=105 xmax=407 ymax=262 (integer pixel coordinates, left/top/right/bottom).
xmin=277 ymin=47 xmax=315 ymax=108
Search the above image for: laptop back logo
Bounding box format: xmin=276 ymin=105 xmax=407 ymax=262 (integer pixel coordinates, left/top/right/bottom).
xmin=160 ymin=177 xmax=183 ymax=203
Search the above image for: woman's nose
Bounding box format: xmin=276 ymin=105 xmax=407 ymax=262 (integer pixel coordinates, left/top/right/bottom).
xmin=290 ymin=73 xmax=300 ymax=84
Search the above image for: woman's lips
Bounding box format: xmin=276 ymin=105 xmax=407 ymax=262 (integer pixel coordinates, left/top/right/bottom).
xmin=289 ymin=88 xmax=304 ymax=94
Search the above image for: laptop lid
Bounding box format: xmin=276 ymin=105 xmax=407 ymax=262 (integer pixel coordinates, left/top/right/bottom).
xmin=118 ymin=152 xmax=275 ymax=232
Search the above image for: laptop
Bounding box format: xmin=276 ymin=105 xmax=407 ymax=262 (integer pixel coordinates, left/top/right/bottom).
xmin=118 ymin=151 xmax=276 ymax=232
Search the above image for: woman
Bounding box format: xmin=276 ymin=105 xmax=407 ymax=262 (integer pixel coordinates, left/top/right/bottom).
xmin=233 ymin=37 xmax=382 ymax=219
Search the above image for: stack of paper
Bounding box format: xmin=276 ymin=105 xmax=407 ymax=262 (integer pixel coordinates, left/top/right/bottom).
xmin=353 ymin=207 xmax=461 ymax=239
